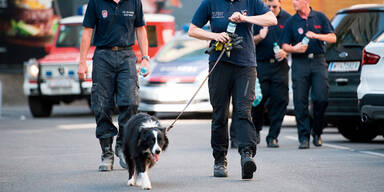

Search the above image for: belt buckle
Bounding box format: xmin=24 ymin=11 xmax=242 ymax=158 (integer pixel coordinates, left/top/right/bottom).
xmin=269 ymin=58 xmax=275 ymax=63
xmin=111 ymin=46 xmax=118 ymax=51
xmin=308 ymin=53 xmax=314 ymax=59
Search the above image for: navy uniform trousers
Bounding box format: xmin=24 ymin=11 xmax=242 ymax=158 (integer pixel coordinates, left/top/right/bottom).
xmin=291 ymin=55 xmax=328 ymax=143
xmin=91 ymin=48 xmax=139 ymax=149
xmin=251 ymin=59 xmax=289 ymax=141
xmin=208 ymin=61 xmax=257 ymax=163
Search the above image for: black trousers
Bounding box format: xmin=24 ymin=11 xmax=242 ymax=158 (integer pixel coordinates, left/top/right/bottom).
xmin=291 ymin=55 xmax=328 ymax=143
xmin=208 ymin=61 xmax=257 ymax=162
xmin=251 ymin=59 xmax=289 ymax=142
xmin=91 ymin=48 xmax=139 ymax=147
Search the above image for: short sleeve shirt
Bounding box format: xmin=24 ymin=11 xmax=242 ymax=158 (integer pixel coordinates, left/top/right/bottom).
xmin=82 ymin=0 xmax=145 ymax=47
xmin=191 ymin=0 xmax=270 ymax=67
xmin=280 ymin=8 xmax=334 ymax=55
xmin=253 ymin=9 xmax=291 ymax=60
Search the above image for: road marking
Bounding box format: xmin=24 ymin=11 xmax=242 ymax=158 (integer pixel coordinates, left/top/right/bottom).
xmin=58 ymin=123 xmax=96 ymax=130
xmin=285 ymin=135 xmax=299 ymax=141
xmin=322 ymin=143 xmax=352 ymax=150
xmin=360 ymin=151 xmax=384 ymax=158
xmin=285 ymin=135 xmax=384 ymax=158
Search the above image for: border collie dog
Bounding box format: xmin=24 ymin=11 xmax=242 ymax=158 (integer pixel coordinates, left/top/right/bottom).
xmin=123 ymin=113 xmax=169 ymax=190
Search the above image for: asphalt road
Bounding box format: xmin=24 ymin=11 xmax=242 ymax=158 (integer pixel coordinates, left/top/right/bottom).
xmin=1 ymin=105 xmax=384 ymax=192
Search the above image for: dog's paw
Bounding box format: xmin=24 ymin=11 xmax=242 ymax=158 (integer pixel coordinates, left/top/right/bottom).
xmin=142 ymin=185 xmax=152 ymax=190
xmin=127 ymin=178 xmax=135 ymax=186
xmin=135 ymin=178 xmax=142 ymax=186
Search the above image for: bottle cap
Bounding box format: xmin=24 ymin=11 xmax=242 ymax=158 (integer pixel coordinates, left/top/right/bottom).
xmin=140 ymin=67 xmax=147 ymax=76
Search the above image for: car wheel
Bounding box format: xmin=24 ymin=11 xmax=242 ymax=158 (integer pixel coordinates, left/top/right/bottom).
xmin=28 ymin=96 xmax=53 ymax=117
xmin=337 ymin=121 xmax=379 ymax=142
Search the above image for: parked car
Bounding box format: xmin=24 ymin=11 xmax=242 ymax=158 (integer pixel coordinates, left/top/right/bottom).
xmin=138 ymin=32 xmax=212 ymax=114
xmin=23 ymin=14 xmax=175 ymax=117
xmin=325 ymin=4 xmax=384 ymax=141
xmin=357 ymin=32 xmax=384 ymax=135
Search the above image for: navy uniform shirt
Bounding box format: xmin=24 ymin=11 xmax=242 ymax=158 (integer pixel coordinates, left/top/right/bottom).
xmin=83 ymin=0 xmax=145 ymax=47
xmin=253 ymin=9 xmax=291 ymax=60
xmin=280 ymin=8 xmax=334 ymax=55
xmin=191 ymin=0 xmax=270 ymax=67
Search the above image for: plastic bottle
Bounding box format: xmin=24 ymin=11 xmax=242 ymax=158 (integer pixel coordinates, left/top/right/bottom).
xmin=226 ymin=21 xmax=237 ymax=34
xmin=140 ymin=67 xmax=147 ymax=76
xmin=302 ymin=36 xmax=309 ymax=45
xmin=138 ymin=67 xmax=147 ymax=85
xmin=273 ymin=42 xmax=280 ymax=54
xmin=252 ymin=78 xmax=263 ymax=107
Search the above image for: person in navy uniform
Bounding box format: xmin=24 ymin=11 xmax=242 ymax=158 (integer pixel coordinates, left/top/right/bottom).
xmin=78 ymin=0 xmax=150 ymax=171
xmin=188 ymin=0 xmax=277 ymax=179
xmin=251 ymin=0 xmax=291 ymax=148
xmin=281 ymin=0 xmax=336 ymax=149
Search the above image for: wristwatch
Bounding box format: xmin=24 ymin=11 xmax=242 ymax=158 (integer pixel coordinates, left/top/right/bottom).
xmin=142 ymin=55 xmax=150 ymax=61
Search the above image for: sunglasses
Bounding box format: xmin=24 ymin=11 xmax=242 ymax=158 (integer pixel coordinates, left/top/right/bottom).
xmin=268 ymin=5 xmax=278 ymax=9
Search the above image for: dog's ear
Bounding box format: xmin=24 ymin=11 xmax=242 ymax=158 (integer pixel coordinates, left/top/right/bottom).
xmin=159 ymin=127 xmax=167 ymax=134
xmin=162 ymin=134 xmax=169 ymax=151
xmin=158 ymin=127 xmax=169 ymax=151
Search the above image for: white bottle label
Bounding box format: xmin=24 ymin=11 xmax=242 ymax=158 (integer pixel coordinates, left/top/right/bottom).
xmin=227 ymin=22 xmax=236 ymax=34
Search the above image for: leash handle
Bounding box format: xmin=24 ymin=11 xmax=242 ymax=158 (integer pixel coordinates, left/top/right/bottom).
xmin=166 ymin=40 xmax=231 ymax=133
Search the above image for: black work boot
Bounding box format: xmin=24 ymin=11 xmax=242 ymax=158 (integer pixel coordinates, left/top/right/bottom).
xmin=298 ymin=140 xmax=310 ymax=149
xmin=99 ymin=137 xmax=114 ymax=171
xmin=312 ymin=135 xmax=322 ymax=147
xmin=115 ymin=145 xmax=127 ymax=169
xmin=115 ymin=106 xmax=136 ymax=169
xmin=240 ymin=149 xmax=257 ymax=179
xmin=266 ymin=138 xmax=279 ymax=148
xmin=213 ymin=159 xmax=228 ymax=177
xmin=115 ymin=133 xmax=127 ymax=169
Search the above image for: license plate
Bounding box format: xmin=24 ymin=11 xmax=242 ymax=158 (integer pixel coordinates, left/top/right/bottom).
xmin=328 ymin=62 xmax=360 ymax=72
xmin=48 ymin=79 xmax=72 ymax=88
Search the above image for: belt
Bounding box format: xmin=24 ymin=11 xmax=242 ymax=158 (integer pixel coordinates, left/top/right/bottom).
xmin=257 ymin=58 xmax=286 ymax=64
xmin=97 ymin=46 xmax=132 ymax=51
xmin=292 ymin=53 xmax=324 ymax=59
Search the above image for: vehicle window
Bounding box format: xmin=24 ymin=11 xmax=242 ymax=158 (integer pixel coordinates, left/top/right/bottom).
xmin=330 ymin=13 xmax=346 ymax=28
xmin=56 ymin=25 xmax=83 ymax=48
xmin=147 ymin=25 xmax=158 ymax=47
xmin=328 ymin=12 xmax=382 ymax=49
xmin=374 ymin=31 xmax=384 ymax=42
xmin=156 ymin=38 xmax=209 ymax=63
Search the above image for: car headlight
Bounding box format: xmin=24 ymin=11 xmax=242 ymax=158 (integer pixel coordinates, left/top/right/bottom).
xmin=24 ymin=58 xmax=39 ymax=79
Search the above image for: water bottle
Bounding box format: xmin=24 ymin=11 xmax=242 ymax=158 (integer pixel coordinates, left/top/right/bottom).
xmin=140 ymin=67 xmax=147 ymax=76
xmin=226 ymin=21 xmax=237 ymax=34
xmin=302 ymin=36 xmax=309 ymax=45
xmin=273 ymin=42 xmax=280 ymax=54
xmin=252 ymin=78 xmax=263 ymax=107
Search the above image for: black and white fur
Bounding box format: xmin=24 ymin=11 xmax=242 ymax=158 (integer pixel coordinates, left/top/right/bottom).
xmin=122 ymin=113 xmax=169 ymax=190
